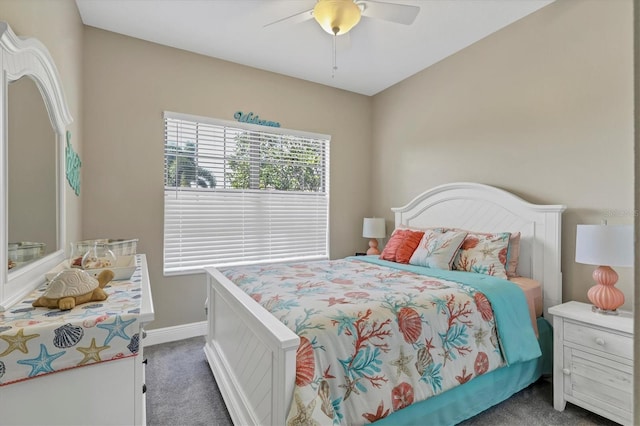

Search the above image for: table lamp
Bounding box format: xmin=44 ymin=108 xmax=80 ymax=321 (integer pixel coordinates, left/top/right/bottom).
xmin=575 ymin=223 xmax=633 ymax=314
xmin=363 ymin=218 xmax=386 ymax=255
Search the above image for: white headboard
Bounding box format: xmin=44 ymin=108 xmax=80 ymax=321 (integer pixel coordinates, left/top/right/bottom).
xmin=392 ymin=182 xmax=566 ymax=317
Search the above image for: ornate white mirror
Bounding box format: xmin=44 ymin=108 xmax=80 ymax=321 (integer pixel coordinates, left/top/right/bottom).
xmin=0 ymin=22 xmax=72 ymax=310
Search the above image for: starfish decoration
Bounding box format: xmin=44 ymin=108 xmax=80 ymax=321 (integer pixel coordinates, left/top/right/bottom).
xmin=323 ymin=297 xmax=348 ymax=307
xmin=479 ymin=243 xmax=496 ymax=260
xmin=474 ymin=328 xmax=489 ymax=348
xmin=97 ymin=315 xmax=136 ymax=345
xmin=338 ymin=375 xmax=361 ymax=401
xmin=287 ymin=392 xmax=319 ymax=426
xmin=17 ymin=344 xmax=65 ymax=377
xmin=76 ymin=338 xmax=110 ymax=365
xmin=0 ymin=329 xmax=40 ymax=356
xmin=390 ymin=347 xmax=413 ymax=378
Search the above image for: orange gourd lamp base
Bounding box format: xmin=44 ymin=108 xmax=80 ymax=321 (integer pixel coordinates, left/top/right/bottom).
xmin=587 ymin=265 xmax=624 ymax=315
xmin=366 ymin=238 xmax=380 ymax=255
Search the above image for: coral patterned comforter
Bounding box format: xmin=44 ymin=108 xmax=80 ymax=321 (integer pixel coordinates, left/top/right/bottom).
xmin=221 ymin=256 xmax=540 ymax=425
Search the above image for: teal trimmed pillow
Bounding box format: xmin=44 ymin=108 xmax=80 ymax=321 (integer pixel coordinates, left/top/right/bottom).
xmin=409 ymin=230 xmax=467 ymax=270
xmin=453 ymin=232 xmax=511 ymax=279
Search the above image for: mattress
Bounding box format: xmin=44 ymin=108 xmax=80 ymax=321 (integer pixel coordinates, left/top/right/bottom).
xmin=509 ymin=277 xmax=542 ymax=336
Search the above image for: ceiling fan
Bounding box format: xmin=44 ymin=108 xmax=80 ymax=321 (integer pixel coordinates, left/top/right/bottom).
xmin=265 ymin=0 xmax=420 ymax=74
xmin=265 ymin=0 xmax=420 ymax=35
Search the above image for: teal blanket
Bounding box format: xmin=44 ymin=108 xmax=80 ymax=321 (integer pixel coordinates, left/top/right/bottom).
xmin=349 ymin=256 xmax=541 ymax=365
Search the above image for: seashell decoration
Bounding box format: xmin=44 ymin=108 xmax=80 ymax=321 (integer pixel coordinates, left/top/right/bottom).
xmin=490 ymin=326 xmax=499 ymax=348
xmin=414 ymin=346 xmax=433 ymax=377
xmin=45 ymin=269 xmax=98 ymax=299
xmin=474 ymin=292 xmax=493 ymax=322
xmin=474 ymin=351 xmax=489 ymax=375
xmin=127 ymin=333 xmax=140 ymax=354
xmin=318 ymin=379 xmax=334 ymax=418
xmin=53 ymin=323 xmax=84 ymax=348
xmin=397 ymin=307 xmax=422 ymax=344
xmin=295 ymin=336 xmax=315 ymax=387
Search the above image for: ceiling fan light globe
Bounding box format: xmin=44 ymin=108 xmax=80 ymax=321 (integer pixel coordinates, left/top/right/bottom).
xmin=313 ymin=0 xmax=361 ymax=35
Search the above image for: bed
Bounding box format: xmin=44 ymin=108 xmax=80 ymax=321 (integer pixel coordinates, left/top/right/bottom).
xmin=203 ymin=182 xmax=566 ymax=425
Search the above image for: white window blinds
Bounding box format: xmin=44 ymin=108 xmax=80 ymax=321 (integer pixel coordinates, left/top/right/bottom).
xmin=163 ymin=111 xmax=330 ymax=274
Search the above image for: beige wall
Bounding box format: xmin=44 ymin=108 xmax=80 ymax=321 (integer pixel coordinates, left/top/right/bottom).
xmin=372 ymin=0 xmax=634 ymax=309
xmin=81 ymin=28 xmax=372 ymax=329
xmin=2 ymin=0 xmax=634 ymax=327
xmin=0 ymin=0 xmax=84 ymax=250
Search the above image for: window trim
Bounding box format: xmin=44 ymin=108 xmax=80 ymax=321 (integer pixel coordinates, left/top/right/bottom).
xmin=163 ymin=111 xmax=331 ymax=275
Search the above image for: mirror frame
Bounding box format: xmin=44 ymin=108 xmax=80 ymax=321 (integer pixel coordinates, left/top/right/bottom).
xmin=0 ymin=22 xmax=72 ymax=310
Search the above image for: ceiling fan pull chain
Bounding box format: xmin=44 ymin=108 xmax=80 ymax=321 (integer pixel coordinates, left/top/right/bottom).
xmin=332 ymin=34 xmax=336 ymax=77
xmin=332 ymin=30 xmax=338 ymax=78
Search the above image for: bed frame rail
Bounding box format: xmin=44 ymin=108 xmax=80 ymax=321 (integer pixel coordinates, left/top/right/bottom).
xmin=204 ymin=267 xmax=299 ymax=426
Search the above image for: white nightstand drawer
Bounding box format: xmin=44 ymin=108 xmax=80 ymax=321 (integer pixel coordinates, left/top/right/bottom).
xmin=565 ymin=348 xmax=633 ymax=412
xmin=563 ymin=320 xmax=632 ymax=361
xmin=552 ymin=302 xmax=633 ymax=426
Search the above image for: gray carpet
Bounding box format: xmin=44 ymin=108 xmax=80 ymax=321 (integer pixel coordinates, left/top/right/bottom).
xmin=145 ymin=336 xmax=617 ymax=426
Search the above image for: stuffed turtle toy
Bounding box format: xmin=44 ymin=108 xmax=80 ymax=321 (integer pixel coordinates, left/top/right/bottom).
xmin=32 ymin=269 xmax=114 ymax=310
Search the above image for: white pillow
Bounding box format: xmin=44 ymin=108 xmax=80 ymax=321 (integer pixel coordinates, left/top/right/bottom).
xmin=409 ymin=230 xmax=468 ymax=270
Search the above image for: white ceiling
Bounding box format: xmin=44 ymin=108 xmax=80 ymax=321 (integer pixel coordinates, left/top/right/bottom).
xmin=75 ymin=0 xmax=554 ymax=96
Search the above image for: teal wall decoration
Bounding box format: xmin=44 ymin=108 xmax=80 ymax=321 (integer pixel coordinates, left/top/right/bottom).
xmin=234 ymin=111 xmax=280 ymax=128
xmin=65 ymin=130 xmax=81 ymax=196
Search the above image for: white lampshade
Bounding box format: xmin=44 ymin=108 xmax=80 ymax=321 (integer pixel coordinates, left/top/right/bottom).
xmin=363 ymin=218 xmax=386 ymax=239
xmin=575 ymin=224 xmax=633 ymax=267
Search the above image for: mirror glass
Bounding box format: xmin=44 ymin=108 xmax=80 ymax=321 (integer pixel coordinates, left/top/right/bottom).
xmin=7 ymin=76 xmax=57 ymax=271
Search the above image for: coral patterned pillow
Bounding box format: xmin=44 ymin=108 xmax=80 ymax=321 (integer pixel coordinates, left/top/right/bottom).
xmin=395 ymin=230 xmax=425 ymax=264
xmin=379 ymin=229 xmax=410 ymax=262
xmin=443 ymin=228 xmax=521 ymax=278
xmin=453 ymin=232 xmax=511 ymax=279
xmin=409 ymin=230 xmax=468 ymax=270
xmin=506 ymin=232 xmax=521 ymax=278
xmin=380 ymin=229 xmax=425 ymax=263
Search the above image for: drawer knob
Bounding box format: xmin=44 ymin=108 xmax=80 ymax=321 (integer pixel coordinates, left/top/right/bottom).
xmin=595 ymin=337 xmax=605 ymax=346
xmin=562 ymin=368 xmax=570 ymax=376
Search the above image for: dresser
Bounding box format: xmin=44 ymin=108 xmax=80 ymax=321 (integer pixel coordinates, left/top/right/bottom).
xmin=0 ymin=254 xmax=154 ymax=425
xmin=549 ymin=301 xmax=633 ymax=425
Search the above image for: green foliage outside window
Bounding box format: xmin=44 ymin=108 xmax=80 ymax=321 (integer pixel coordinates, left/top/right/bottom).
xmin=165 ymin=142 xmax=216 ymax=188
xmin=165 ymin=134 xmax=324 ymax=192
xmin=226 ymin=134 xmax=323 ymax=192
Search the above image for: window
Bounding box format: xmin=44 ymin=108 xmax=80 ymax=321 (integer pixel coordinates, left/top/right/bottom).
xmin=163 ymin=111 xmax=330 ymax=274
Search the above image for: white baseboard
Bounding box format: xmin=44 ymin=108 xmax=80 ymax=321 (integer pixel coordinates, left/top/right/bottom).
xmin=144 ymin=321 xmax=207 ymax=346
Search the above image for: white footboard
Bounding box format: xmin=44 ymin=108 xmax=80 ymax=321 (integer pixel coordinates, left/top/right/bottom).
xmin=204 ymin=267 xmax=300 ymax=426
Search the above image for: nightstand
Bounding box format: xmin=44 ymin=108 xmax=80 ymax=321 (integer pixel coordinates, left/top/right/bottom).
xmin=549 ymin=301 xmax=633 ymax=425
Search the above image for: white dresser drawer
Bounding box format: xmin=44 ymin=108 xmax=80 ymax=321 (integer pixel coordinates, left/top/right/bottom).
xmin=563 ymin=320 xmax=632 ymax=362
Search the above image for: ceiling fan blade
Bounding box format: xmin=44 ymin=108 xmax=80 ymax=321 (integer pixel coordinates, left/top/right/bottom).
xmin=358 ymin=1 xmax=420 ymax=25
xmin=264 ymin=7 xmax=314 ymax=28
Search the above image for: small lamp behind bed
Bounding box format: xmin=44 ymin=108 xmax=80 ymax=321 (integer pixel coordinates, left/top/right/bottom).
xmin=575 ymin=222 xmax=633 ymax=315
xmin=363 ymin=218 xmax=386 ymax=255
